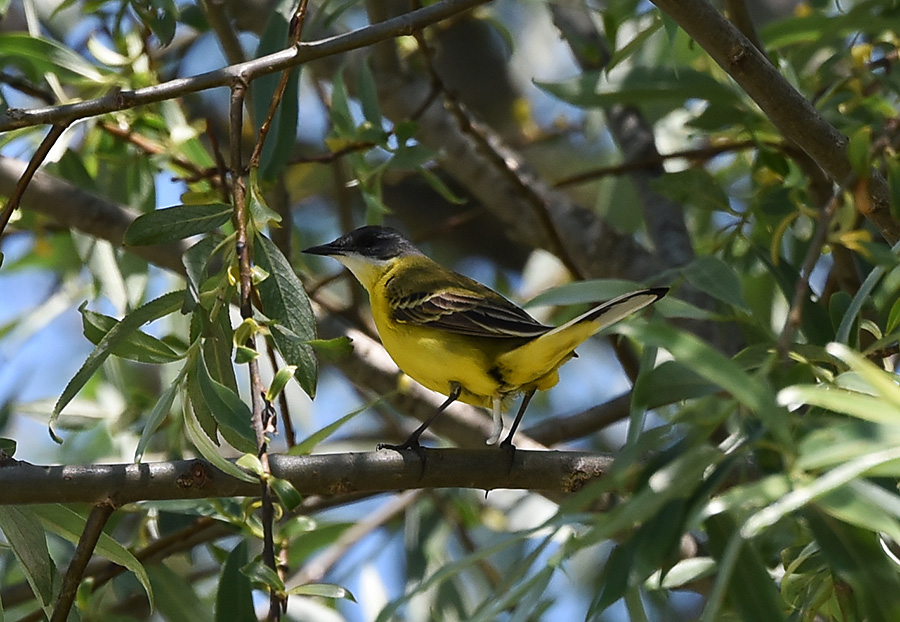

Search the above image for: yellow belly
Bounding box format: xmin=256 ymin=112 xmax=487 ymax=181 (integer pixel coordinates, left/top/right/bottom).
xmin=376 ymin=315 xmax=502 ymax=408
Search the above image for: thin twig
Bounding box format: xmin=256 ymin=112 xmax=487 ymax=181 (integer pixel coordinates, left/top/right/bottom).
xmin=650 ymin=0 xmax=899 ymax=243
xmin=100 ymin=122 xmax=224 ymax=189
xmin=201 ymin=0 xmax=247 ymax=66
xmin=50 ymin=502 xmax=116 ymax=622
xmin=553 ymin=140 xmax=791 ymax=187
xmin=287 ymin=490 xmax=420 ymax=587
xmin=0 ymin=0 xmax=492 ymax=132
xmin=0 ymin=123 xmax=67 ymax=237
xmin=229 ymin=77 xmax=282 ymax=620
xmin=776 ymin=185 xmax=845 ymax=358
xmin=409 ymin=26 xmax=585 ymax=279
xmin=249 ymin=0 xmax=310 ymax=170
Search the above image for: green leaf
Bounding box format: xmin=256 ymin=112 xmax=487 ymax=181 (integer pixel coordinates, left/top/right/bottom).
xmin=148 ymin=563 xmax=214 ymax=622
xmin=744 ymin=445 xmax=900 ymax=537
xmin=618 ymin=321 xmax=789 ymax=444
xmin=778 ymin=384 xmax=900 ymax=425
xmin=124 ymin=203 xmax=232 ymax=246
xmin=847 ymin=126 xmax=872 ymax=178
xmin=0 ymin=507 xmax=56 ymax=617
xmin=646 ymin=557 xmax=716 ymax=590
xmin=253 ymin=2 xmax=301 ymax=181
xmin=182 ymin=395 xmax=258 ymax=483
xmin=255 ymin=234 xmax=318 ymax=397
xmin=633 ymin=360 xmax=720 ymax=409
xmin=0 ymin=33 xmax=105 ymax=82
xmin=0 ymin=437 xmax=16 ymax=456
xmin=52 ymin=290 xmax=185 ymax=441
xmin=329 ymin=67 xmax=354 ymax=136
xmin=649 ymin=169 xmax=731 ymax=213
xmin=356 ymin=58 xmax=381 ymax=125
xmin=289 ymin=396 xmax=380 ymax=455
xmin=269 ymin=477 xmax=303 ymax=511
xmin=682 ymin=256 xmax=749 ymax=311
xmin=418 ymin=166 xmax=468 ymax=205
xmin=196 ymin=350 xmax=256 ymax=452
xmin=134 ymin=375 xmax=180 ymax=462
xmin=32 ymin=504 xmax=154 ymax=610
xmin=837 ymin=238 xmax=900 ymax=343
xmin=806 ymin=508 xmax=900 ymax=622
xmin=182 ymin=236 xmax=221 ymax=311
xmin=287 ymin=583 xmax=356 ymax=601
xmin=216 ymin=541 xmax=255 ymax=622
xmin=885 ymin=157 xmax=900 ymax=222
xmin=266 ymin=365 xmax=296 ymax=402
xmin=704 ymin=513 xmax=787 ymax=622
xmin=307 ymin=336 xmax=353 ymax=361
xmin=535 ymin=66 xmax=740 ymax=109
xmin=243 ymin=561 xmax=285 ymax=593
xmin=525 ymin=279 xmax=648 ymax=308
xmin=816 ymin=482 xmax=900 ymax=546
xmin=81 ymin=306 xmax=182 ymax=363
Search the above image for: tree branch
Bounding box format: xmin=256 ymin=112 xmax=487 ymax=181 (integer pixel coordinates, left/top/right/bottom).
xmin=650 ymin=0 xmax=900 ymax=243
xmin=50 ymin=502 xmax=115 ymax=622
xmin=0 ymin=0 xmax=493 ymax=132
xmin=0 ymin=156 xmax=189 ymax=274
xmin=0 ymin=450 xmax=611 ymax=505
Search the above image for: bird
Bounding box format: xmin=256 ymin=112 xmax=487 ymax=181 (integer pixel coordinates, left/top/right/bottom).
xmin=303 ymin=225 xmax=667 ymax=455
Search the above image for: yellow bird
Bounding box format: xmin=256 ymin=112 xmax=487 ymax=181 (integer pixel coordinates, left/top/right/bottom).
xmin=303 ymin=226 xmax=667 ymax=452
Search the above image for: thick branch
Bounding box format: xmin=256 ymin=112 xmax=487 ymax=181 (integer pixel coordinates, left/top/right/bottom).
xmin=0 ymin=0 xmax=492 ymax=132
xmin=0 ymin=156 xmax=189 ymax=274
xmin=0 ymin=450 xmax=611 ymax=505
xmin=373 ymin=68 xmax=663 ymax=282
xmin=650 ymin=0 xmax=899 ymax=242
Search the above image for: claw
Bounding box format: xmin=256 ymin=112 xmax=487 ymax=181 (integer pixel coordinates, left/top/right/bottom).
xmin=377 ymin=437 xmax=427 ymax=474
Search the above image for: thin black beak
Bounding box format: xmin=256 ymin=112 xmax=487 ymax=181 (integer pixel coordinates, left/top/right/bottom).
xmin=301 ymin=242 xmax=342 ymax=256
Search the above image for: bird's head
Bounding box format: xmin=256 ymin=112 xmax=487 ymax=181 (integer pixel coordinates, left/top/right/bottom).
xmin=302 ymin=226 xmax=422 ymax=289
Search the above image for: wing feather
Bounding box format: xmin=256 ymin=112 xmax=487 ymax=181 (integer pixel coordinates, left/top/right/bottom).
xmin=385 ymin=262 xmax=550 ymax=339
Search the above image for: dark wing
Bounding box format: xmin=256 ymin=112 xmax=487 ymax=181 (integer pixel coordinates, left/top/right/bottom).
xmin=385 ymin=261 xmax=551 ymax=339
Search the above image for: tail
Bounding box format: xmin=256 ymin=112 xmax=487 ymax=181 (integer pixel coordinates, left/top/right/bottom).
xmin=497 ymin=287 xmax=668 ymax=389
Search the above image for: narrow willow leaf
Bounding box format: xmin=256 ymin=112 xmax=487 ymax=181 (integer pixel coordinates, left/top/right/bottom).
xmin=682 ymin=255 xmax=749 ymax=311
xmin=32 ymin=504 xmax=154 ymax=610
xmin=81 ymin=307 xmax=182 ymax=364
xmin=135 ymin=377 xmax=180 ymax=462
xmin=124 ymin=203 xmax=231 ymax=246
xmin=288 ymin=583 xmax=357 ymax=601
xmin=778 ymin=384 xmax=900 ymax=425
xmin=242 ymin=561 xmax=285 ymax=592
xmin=0 ymin=507 xmax=55 ymax=615
xmin=743 ymin=445 xmax=900 ymax=537
xmin=289 ymin=395 xmax=385 ymax=455
xmin=618 ymin=321 xmax=788 ymax=444
xmin=704 ymin=513 xmax=787 ymax=622
xmin=255 ymin=234 xmax=317 ymax=397
xmin=196 ymin=350 xmax=256 ymax=452
xmin=52 ymin=290 xmax=184 ymax=441
xmin=269 ymin=477 xmax=303 ymax=511
xmin=806 ymin=508 xmax=900 ymax=622
xmin=147 ymin=563 xmax=214 ymax=622
xmin=182 ymin=397 xmax=257 ymax=483
xmin=827 ymin=343 xmax=900 ymax=411
xmin=216 ymin=541 xmax=255 ymax=622
xmin=266 ymin=365 xmax=296 ymax=402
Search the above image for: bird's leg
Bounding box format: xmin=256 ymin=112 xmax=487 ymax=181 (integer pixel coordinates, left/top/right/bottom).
xmin=499 ymin=389 xmax=536 ymax=470
xmin=377 ymin=383 xmax=463 ymax=466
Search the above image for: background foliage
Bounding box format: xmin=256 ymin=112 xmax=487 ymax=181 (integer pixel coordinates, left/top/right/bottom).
xmin=2 ymin=0 xmax=900 ymax=620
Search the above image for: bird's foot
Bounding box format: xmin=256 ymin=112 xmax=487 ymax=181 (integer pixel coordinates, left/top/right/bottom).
xmin=377 ymin=436 xmax=427 ymax=474
xmin=499 ymin=438 xmax=517 ymax=474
